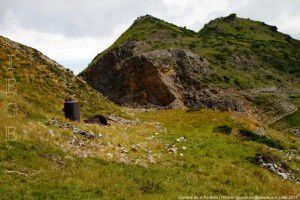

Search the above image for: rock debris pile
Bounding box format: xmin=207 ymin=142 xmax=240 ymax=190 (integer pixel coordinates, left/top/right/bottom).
xmin=48 ymin=118 xmax=101 ymax=139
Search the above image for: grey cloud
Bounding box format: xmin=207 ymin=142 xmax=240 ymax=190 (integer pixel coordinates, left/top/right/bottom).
xmin=1 ymin=0 xmax=299 ymax=39
xmin=1 ymin=0 xmax=166 ymax=38
xmin=233 ymin=0 xmax=300 ymax=38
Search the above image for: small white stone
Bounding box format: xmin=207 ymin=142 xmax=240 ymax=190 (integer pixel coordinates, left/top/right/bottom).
xmin=48 ymin=129 xmax=54 ymax=136
xmin=65 ymin=155 xmax=73 ymax=160
xmin=148 ymin=155 xmax=156 ymax=164
xmin=176 ymin=137 xmax=187 ymax=143
xmin=267 ymin=163 xmax=276 ymax=172
xmin=106 ymin=153 xmax=113 ymax=158
xmin=277 ymin=172 xmax=288 ymax=180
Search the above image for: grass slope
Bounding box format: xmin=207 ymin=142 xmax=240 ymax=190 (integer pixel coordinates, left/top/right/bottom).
xmin=0 ymin=109 xmax=299 ymax=199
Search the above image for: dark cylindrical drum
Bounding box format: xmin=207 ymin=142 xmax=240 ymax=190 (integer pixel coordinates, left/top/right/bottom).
xmin=63 ymin=101 xmax=80 ymax=121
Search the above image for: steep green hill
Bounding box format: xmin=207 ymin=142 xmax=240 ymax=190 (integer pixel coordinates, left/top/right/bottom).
xmin=0 ymin=36 xmax=125 ymax=123
xmin=86 ymin=14 xmax=300 ymax=77
xmin=80 ymin=14 xmax=300 ymax=125
xmin=200 ymin=13 xmax=300 ymax=76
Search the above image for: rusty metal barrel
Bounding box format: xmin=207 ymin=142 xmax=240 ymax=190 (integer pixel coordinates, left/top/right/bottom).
xmin=63 ymin=99 xmax=80 ymax=122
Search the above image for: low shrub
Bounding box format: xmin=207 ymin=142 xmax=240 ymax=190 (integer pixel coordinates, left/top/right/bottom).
xmin=214 ymin=52 xmax=227 ymax=64
xmin=213 ymin=125 xmax=232 ymax=135
xmin=139 ymin=180 xmax=164 ymax=194
xmin=223 ymin=75 xmax=231 ymax=83
xmin=189 ymin=42 xmax=197 ymax=49
xmin=238 ymin=129 xmax=284 ymax=150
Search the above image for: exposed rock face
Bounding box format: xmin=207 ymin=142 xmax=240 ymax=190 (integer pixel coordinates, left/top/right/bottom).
xmin=81 ymin=41 xmax=244 ymax=110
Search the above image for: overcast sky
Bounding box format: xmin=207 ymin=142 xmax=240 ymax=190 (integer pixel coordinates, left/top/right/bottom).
xmin=0 ymin=0 xmax=299 ymax=74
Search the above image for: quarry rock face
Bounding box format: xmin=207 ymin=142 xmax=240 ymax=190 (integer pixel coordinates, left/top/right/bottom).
xmin=81 ymin=41 xmax=243 ymax=110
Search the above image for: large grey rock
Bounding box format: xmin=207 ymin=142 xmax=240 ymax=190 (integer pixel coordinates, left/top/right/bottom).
xmin=80 ymin=41 xmax=243 ymax=111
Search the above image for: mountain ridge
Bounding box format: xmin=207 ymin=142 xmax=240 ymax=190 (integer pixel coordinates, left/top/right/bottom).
xmin=80 ymin=14 xmax=300 ymax=125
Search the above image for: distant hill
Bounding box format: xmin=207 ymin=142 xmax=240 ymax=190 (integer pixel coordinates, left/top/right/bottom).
xmin=80 ymin=14 xmax=300 ymax=124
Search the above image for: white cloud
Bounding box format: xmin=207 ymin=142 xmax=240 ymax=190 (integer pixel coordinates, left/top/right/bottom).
xmin=161 ymin=0 xmax=229 ymax=29
xmin=0 ymin=22 xmax=118 ymax=74
xmin=277 ymin=13 xmax=300 ymax=39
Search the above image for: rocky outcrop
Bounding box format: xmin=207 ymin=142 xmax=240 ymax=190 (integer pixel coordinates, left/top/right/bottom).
xmin=80 ymin=41 xmax=244 ymax=111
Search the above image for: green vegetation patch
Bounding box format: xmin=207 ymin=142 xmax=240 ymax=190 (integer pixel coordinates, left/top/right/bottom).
xmin=238 ymin=129 xmax=285 ymax=150
xmin=213 ymin=125 xmax=232 ymax=135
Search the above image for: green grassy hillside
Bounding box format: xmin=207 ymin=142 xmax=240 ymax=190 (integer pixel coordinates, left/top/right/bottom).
xmin=86 ymin=14 xmax=300 ymax=84
xmin=0 ymin=36 xmax=126 ymax=121
xmin=0 ymin=109 xmax=299 ymax=199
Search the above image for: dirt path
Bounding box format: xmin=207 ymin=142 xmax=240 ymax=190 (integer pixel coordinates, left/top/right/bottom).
xmin=267 ymin=106 xmax=298 ymax=127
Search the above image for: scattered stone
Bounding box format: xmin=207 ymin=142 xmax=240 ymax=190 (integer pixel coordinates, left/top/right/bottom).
xmin=107 ymin=114 xmax=140 ymax=125
xmin=37 ymin=122 xmax=47 ymax=129
xmin=135 ymin=159 xmax=148 ymax=168
xmin=144 ymin=149 xmax=152 ymax=154
xmin=78 ymin=153 xmax=88 ymax=158
xmin=182 ymin=146 xmax=187 ymax=151
xmin=73 ymin=128 xmax=98 ymax=139
xmin=255 ymin=154 xmax=299 ymax=183
xmin=146 ymin=135 xmax=156 ymax=141
xmin=48 ymin=118 xmax=101 ymax=139
xmin=176 ymin=137 xmax=187 ymax=143
xmin=70 ymin=136 xmax=86 ymax=147
xmin=119 ymin=147 xmax=129 ymax=154
xmin=119 ymin=154 xmax=130 ymax=164
xmin=64 ymin=156 xmax=74 ymax=160
xmin=119 ymin=157 xmax=127 ymax=164
xmin=48 ymin=129 xmax=54 ymax=136
xmin=166 ymin=144 xmax=178 ymax=154
xmin=105 ymin=142 xmax=113 ymax=147
xmin=266 ymin=163 xmax=276 ymax=172
xmin=255 ymin=127 xmax=266 ymax=136
xmin=147 ymin=155 xmax=156 ymax=164
xmin=154 ymin=123 xmax=167 ymax=132
xmin=130 ymin=144 xmax=139 ymax=152
xmin=106 ymin=153 xmax=113 ymax=159
xmin=290 ymin=129 xmax=300 ymax=137
xmin=278 ymin=172 xmax=288 ymax=180
xmin=284 ymin=150 xmax=297 ymax=161
xmin=180 ymin=153 xmax=184 ymax=157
